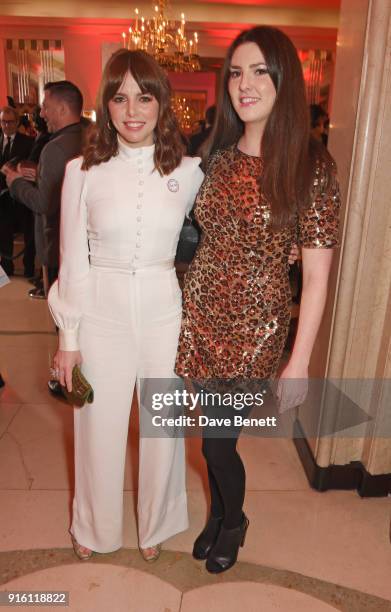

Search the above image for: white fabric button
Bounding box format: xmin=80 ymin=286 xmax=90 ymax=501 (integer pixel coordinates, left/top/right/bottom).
xmin=138 ymin=193 xmax=143 ymax=198
xmin=136 ymin=243 xmax=141 ymax=248
xmin=138 ymin=180 xmax=144 ymax=186
xmin=137 ymin=216 xmax=142 ymax=222
xmin=134 ymin=254 xmax=140 ymax=259
xmin=137 ymin=230 xmax=141 ymax=236
xmin=137 ymin=204 xmax=141 ymax=210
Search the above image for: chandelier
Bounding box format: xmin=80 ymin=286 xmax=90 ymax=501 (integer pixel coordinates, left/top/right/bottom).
xmin=172 ymin=95 xmax=193 ymax=132
xmin=122 ymin=1 xmax=200 ymax=72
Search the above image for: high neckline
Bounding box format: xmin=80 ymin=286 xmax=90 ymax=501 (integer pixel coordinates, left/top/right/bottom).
xmin=117 ymin=138 xmax=155 ymax=161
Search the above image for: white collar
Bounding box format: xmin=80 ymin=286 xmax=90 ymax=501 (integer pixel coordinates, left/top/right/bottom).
xmin=117 ymin=137 xmax=155 ymax=162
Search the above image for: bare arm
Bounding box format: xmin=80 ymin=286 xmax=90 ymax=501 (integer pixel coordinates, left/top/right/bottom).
xmin=290 ymin=247 xmax=333 ymax=366
xmin=277 ymin=247 xmax=334 ymax=410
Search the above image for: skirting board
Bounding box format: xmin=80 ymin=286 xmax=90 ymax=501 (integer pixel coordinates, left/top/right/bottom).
xmin=293 ymin=419 xmax=391 ymax=497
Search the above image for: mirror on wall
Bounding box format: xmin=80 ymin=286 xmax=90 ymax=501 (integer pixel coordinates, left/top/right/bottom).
xmin=5 ymin=39 xmax=65 ymax=105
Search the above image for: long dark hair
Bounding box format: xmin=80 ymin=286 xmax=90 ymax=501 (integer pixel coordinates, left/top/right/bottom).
xmin=82 ymin=49 xmax=185 ymax=174
xmin=204 ymin=26 xmax=331 ymax=227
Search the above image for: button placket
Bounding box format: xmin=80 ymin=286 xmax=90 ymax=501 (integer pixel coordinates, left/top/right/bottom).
xmin=133 ymin=153 xmax=144 ymax=264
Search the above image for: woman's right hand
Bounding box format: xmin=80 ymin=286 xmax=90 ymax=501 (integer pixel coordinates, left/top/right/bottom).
xmin=53 ymin=349 xmax=82 ymax=392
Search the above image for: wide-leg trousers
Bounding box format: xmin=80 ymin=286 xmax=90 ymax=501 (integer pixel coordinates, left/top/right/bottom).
xmin=70 ymin=262 xmax=188 ymax=551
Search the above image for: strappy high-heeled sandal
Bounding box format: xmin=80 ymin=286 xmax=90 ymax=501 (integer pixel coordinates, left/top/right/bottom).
xmin=71 ymin=534 xmax=94 ymax=561
xmin=139 ymin=543 xmax=162 ymax=562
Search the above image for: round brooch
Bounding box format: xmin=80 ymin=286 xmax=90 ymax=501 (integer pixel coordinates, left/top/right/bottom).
xmin=167 ymin=178 xmax=179 ymax=192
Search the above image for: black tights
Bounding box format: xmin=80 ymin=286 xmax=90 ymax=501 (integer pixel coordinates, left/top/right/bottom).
xmin=202 ymin=436 xmax=245 ymax=529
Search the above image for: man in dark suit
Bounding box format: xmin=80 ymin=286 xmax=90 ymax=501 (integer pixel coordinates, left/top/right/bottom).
xmin=0 ymin=106 xmax=34 ymax=276
xmin=3 ymin=81 xmax=84 ymax=288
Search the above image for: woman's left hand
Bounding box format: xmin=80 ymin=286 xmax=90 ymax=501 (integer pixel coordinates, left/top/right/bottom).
xmin=276 ymin=361 xmax=309 ymax=413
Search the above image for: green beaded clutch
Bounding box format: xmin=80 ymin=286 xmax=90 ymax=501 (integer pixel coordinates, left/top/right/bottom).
xmin=61 ymin=365 xmax=94 ymax=407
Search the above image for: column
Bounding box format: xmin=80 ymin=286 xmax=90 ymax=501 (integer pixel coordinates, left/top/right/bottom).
xmin=295 ymin=0 xmax=391 ymax=496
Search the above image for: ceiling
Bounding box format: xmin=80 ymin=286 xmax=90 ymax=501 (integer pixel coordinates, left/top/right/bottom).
xmin=0 ymin=0 xmax=341 ymax=20
xmin=0 ymin=1 xmax=340 ymax=57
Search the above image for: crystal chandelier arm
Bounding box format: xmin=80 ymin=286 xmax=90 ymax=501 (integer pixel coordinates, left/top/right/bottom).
xmin=121 ymin=2 xmax=200 ymax=71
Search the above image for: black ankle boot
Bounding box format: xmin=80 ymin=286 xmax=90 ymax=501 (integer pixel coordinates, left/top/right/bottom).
xmin=192 ymin=515 xmax=223 ymax=560
xmin=205 ymin=514 xmax=249 ymax=574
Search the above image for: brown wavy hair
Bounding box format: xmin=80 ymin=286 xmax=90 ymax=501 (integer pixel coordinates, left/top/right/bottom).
xmin=203 ymin=26 xmax=333 ymax=228
xmin=82 ymin=49 xmax=185 ymax=174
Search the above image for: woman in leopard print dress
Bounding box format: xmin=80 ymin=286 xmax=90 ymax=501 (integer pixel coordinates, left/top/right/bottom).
xmin=175 ymin=26 xmax=340 ymax=573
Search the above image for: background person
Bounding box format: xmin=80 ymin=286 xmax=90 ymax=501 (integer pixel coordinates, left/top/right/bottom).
xmin=3 ymin=82 xmax=84 ymax=396
xmin=0 ymin=106 xmax=34 ymax=277
xmin=176 ymin=26 xmax=340 ymax=574
xmin=28 ymin=106 xmax=51 ymax=164
xmin=18 ymin=113 xmax=36 ymax=137
xmin=17 ymin=106 xmax=52 ymax=298
xmin=4 ymin=81 xmax=83 ymax=293
xmin=188 ymin=105 xmax=216 ymax=156
xmin=310 ymin=103 xmax=329 ymax=147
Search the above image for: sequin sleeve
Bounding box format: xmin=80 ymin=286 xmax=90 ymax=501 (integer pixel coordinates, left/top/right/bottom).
xmin=298 ymin=159 xmax=340 ymax=248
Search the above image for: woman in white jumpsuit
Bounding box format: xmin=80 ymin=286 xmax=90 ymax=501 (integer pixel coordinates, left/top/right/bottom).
xmin=48 ymin=49 xmax=203 ymax=561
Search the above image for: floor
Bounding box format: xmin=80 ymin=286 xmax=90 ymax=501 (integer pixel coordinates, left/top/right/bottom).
xmin=0 ymin=275 xmax=390 ymax=612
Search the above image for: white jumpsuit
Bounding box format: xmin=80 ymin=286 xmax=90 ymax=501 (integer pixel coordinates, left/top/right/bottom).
xmin=48 ymin=141 xmax=204 ymax=551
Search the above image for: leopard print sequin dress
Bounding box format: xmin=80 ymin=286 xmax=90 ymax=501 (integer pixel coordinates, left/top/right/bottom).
xmin=175 ymin=144 xmax=340 ymax=381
